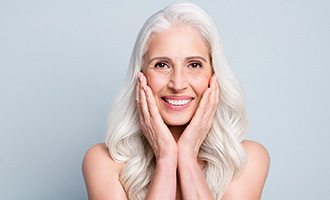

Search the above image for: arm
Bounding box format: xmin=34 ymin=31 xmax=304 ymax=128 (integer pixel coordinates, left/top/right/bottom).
xmin=82 ymin=143 xmax=127 ymax=200
xmin=137 ymin=73 xmax=178 ymax=199
xmin=222 ymin=140 xmax=270 ymax=200
xmin=82 ymin=73 xmax=179 ymax=200
xmin=146 ymin=155 xmax=178 ymax=200
xmin=177 ymin=75 xmax=219 ymax=200
xmin=177 ymin=154 xmax=213 ymax=200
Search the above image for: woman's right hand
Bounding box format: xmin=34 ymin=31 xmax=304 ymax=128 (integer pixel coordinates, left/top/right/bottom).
xmin=136 ymin=72 xmax=177 ymax=160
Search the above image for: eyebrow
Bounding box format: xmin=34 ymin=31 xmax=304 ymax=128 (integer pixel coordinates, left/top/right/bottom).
xmin=148 ymin=56 xmax=208 ymax=64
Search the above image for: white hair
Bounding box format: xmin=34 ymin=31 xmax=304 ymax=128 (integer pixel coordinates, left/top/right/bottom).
xmin=106 ymin=2 xmax=247 ymax=199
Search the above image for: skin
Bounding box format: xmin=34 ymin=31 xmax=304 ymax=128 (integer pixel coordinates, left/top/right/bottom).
xmin=82 ymin=26 xmax=270 ymax=200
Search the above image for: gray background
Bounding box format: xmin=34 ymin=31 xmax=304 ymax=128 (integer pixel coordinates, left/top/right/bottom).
xmin=1 ymin=0 xmax=329 ymax=199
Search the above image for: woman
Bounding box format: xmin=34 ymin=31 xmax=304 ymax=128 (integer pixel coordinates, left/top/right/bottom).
xmin=82 ymin=2 xmax=270 ymax=200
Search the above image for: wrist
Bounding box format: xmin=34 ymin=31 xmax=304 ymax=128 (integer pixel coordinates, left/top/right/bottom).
xmin=156 ymin=147 xmax=178 ymax=163
xmin=155 ymin=154 xmax=178 ymax=174
xmin=177 ymin=141 xmax=199 ymax=160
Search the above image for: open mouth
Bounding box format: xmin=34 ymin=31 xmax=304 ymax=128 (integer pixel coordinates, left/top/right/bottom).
xmin=161 ymin=97 xmax=194 ymax=106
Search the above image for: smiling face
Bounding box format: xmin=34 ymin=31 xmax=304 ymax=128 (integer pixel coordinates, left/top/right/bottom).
xmin=143 ymin=25 xmax=213 ymax=127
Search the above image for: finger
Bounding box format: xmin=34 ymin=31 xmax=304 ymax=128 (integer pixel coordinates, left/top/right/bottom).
xmin=136 ymin=78 xmax=145 ymax=128
xmin=194 ymin=76 xmax=217 ymax=123
xmin=209 ymin=76 xmax=220 ymax=118
xmin=145 ymin=85 xmax=163 ymax=121
xmin=140 ymin=73 xmax=163 ymax=121
xmin=192 ymin=87 xmax=212 ymax=121
xmin=135 ymin=73 xmax=140 ymax=104
xmin=136 ymin=74 xmax=144 ymax=120
xmin=203 ymin=75 xmax=216 ymax=112
xmin=140 ymin=72 xmax=147 ymax=91
xmin=183 ymin=88 xmax=211 ymax=142
xmin=215 ymin=77 xmax=220 ymax=104
xmin=139 ymin=77 xmax=150 ymax=121
xmin=210 ymin=75 xmax=217 ymax=107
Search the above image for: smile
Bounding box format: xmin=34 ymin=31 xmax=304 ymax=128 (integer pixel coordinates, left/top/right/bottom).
xmin=161 ymin=97 xmax=194 ymax=106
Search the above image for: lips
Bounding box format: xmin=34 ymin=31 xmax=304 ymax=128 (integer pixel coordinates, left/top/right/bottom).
xmin=161 ymin=96 xmax=194 ymax=106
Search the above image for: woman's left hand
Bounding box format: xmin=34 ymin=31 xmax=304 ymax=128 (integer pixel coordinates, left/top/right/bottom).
xmin=176 ymin=74 xmax=220 ymax=199
xmin=177 ymin=74 xmax=220 ymax=158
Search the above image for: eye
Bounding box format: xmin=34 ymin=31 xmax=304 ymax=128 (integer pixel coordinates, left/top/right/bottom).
xmin=154 ymin=62 xmax=170 ymax=69
xmin=188 ymin=62 xmax=202 ymax=69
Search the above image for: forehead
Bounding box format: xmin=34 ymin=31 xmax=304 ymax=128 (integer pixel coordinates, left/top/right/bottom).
xmin=145 ymin=25 xmax=210 ymax=61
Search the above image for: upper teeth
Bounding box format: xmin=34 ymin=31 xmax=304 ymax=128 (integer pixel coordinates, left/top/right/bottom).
xmin=165 ymin=98 xmax=192 ymax=106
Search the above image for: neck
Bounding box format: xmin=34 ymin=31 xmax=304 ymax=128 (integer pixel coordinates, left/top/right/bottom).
xmin=167 ymin=125 xmax=187 ymax=142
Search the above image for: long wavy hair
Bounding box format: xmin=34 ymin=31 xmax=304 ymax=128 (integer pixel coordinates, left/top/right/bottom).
xmin=106 ymin=2 xmax=248 ymax=199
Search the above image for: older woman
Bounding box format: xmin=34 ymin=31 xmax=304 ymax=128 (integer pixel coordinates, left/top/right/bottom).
xmin=82 ymin=2 xmax=269 ymax=200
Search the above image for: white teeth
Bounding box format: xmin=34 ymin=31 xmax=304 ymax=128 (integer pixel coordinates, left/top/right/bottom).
xmin=164 ymin=98 xmax=192 ymax=106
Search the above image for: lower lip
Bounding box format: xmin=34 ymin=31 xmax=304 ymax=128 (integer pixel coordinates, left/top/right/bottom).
xmin=162 ymin=99 xmax=193 ymax=111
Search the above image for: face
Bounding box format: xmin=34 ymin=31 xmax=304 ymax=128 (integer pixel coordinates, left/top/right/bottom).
xmin=143 ymin=25 xmax=213 ymax=126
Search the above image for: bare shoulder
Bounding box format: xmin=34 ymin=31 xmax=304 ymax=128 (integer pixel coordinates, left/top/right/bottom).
xmin=222 ymin=140 xmax=270 ymax=200
xmin=241 ymin=140 xmax=270 ymax=166
xmin=82 ymin=143 xmax=127 ymax=200
xmin=82 ymin=143 xmax=123 ymax=172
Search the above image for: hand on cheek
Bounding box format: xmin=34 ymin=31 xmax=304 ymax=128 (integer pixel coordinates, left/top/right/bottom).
xmin=178 ymin=74 xmax=220 ymax=158
xmin=136 ymin=72 xmax=177 ymax=160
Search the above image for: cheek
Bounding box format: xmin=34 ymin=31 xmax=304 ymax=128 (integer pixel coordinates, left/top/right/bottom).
xmin=190 ymin=75 xmax=211 ymax=95
xmin=145 ymin=74 xmax=168 ymax=95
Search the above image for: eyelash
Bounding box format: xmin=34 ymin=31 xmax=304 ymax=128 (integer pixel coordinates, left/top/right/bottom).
xmin=153 ymin=61 xmax=203 ymax=70
xmin=188 ymin=62 xmax=202 ymax=69
xmin=154 ymin=62 xmax=170 ymax=69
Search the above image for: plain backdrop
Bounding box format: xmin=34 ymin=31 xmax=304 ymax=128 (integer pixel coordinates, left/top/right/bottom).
xmin=1 ymin=0 xmax=329 ymax=199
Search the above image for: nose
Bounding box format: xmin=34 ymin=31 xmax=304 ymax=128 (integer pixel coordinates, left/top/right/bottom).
xmin=167 ymin=67 xmax=189 ymax=92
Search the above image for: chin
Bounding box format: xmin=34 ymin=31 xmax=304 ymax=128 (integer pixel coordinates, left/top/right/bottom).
xmin=162 ymin=114 xmax=192 ymax=126
xmin=164 ymin=121 xmax=189 ymax=126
